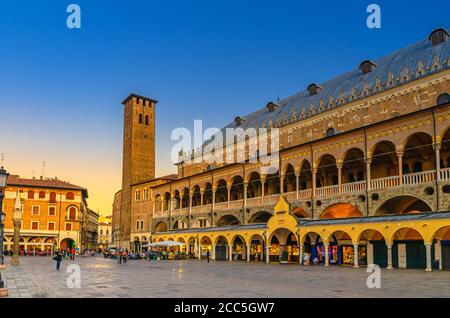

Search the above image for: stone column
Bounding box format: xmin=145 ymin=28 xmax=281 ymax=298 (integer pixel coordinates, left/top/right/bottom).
xmin=435 ymin=143 xmax=441 ymax=181
xmin=353 ymin=243 xmax=359 ymax=268
xmin=425 ymin=243 xmax=432 ymax=272
xmin=397 ymin=151 xmax=404 ymax=185
xmin=189 ymin=191 xmax=193 ymax=214
xmin=324 ymin=243 xmax=329 ymax=267
xmin=198 ymin=245 xmax=202 ymax=260
xmin=312 ymin=168 xmax=317 ymax=197
xmin=299 ymin=242 xmax=303 ymax=265
xmin=11 ymin=219 xmax=21 ymax=266
xmin=265 ymin=244 xmax=270 ymax=264
xmin=261 ymin=179 xmax=265 ymax=204
xmin=386 ymin=244 xmax=393 ymax=270
xmin=228 ymin=245 xmax=233 ymax=262
xmin=280 ymin=174 xmax=284 ymax=194
xmin=366 ymin=158 xmax=372 ymax=190
xmin=295 ymin=173 xmax=300 ymax=199
xmin=227 ymin=184 xmax=231 ymax=208
xmin=337 ymin=161 xmax=343 ymax=193
xmin=246 ymin=244 xmax=251 ymax=262
xmin=200 ymin=190 xmax=204 ymax=210
xmin=243 ymin=182 xmax=248 ymax=207
xmin=211 ymin=244 xmax=216 ymax=260
xmin=212 ymin=187 xmax=216 ymax=210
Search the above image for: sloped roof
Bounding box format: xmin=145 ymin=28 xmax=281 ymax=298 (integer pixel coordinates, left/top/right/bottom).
xmin=7 ymin=175 xmax=88 ymax=198
xmin=195 ymin=29 xmax=449 ymax=153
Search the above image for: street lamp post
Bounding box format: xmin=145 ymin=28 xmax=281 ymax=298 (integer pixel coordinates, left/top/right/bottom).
xmin=0 ymin=167 xmax=9 ymax=297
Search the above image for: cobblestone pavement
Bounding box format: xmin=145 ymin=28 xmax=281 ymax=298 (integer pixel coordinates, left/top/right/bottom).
xmin=1 ymin=255 xmax=450 ymax=298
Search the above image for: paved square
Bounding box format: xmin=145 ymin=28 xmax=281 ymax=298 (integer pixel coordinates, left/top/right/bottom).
xmin=1 ymin=256 xmax=450 ymax=298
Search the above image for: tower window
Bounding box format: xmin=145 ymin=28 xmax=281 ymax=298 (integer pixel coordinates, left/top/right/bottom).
xmin=139 ymin=114 xmax=143 ymax=124
xmin=145 ymin=115 xmax=149 ymax=126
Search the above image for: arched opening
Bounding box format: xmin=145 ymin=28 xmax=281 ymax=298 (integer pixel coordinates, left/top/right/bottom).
xmin=172 ymin=190 xmax=181 ymax=209
xmin=403 ymin=132 xmax=435 ymax=174
xmin=292 ymin=207 xmax=308 ymax=218
xmin=60 ymin=238 xmax=75 ymax=250
xmin=317 ymin=154 xmax=338 ymax=187
xmin=216 ymin=214 xmax=241 ymax=226
xmin=432 ymin=226 xmax=450 ymax=270
xmin=375 ymin=196 xmax=432 ymax=215
xmin=200 ymin=236 xmax=212 ymax=260
xmin=191 ymin=185 xmax=201 ymax=207
xmin=154 ymin=194 xmax=162 ymax=212
xmin=215 ymin=179 xmax=228 ymax=203
xmin=320 ymin=203 xmax=364 ymax=219
xmin=371 ymin=141 xmax=398 ymax=178
xmin=203 ymin=183 xmax=213 ymax=205
xmin=214 ymin=236 xmax=229 ymax=261
xmin=172 ymin=219 xmax=187 ymax=230
xmin=133 ymin=237 xmax=140 ymax=253
xmin=249 ymin=211 xmax=272 ymax=223
xmin=283 ymin=164 xmax=296 ymax=193
xmin=247 ymin=172 xmax=262 ymax=198
xmin=328 ymin=230 xmax=361 ymax=266
xmin=302 ymin=232 xmax=325 ymax=265
xmin=391 ymin=227 xmax=426 ymax=269
xmin=187 ymin=237 xmax=197 ymax=258
xmin=154 ymin=222 xmax=168 ymax=233
xmin=264 ymin=172 xmax=280 ymax=195
xmin=181 ymin=188 xmax=190 ymax=208
xmin=342 ymin=148 xmax=365 ymax=183
xmin=269 ymin=228 xmax=298 ymax=263
xmin=68 ymin=206 xmax=77 ymax=220
xmin=231 ymin=235 xmax=247 ymax=261
xmin=163 ymin=192 xmax=170 ymax=211
xmin=298 ymin=160 xmax=312 ymax=190
xmin=249 ymin=234 xmax=265 ymax=262
xmin=359 ymin=229 xmax=387 ymax=268
xmin=230 ymin=176 xmax=244 ymax=201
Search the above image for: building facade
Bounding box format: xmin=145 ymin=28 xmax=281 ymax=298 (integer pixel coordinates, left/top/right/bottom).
xmin=97 ymin=215 xmax=112 ymax=250
xmin=114 ymin=28 xmax=450 ymax=270
xmin=83 ymin=209 xmax=99 ymax=250
xmin=3 ymin=175 xmax=89 ymax=253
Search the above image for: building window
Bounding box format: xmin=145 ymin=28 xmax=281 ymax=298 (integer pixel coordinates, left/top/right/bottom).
xmin=39 ymin=191 xmax=46 ymax=199
xmin=32 ymin=206 xmax=40 ymax=215
xmin=140 ymin=221 xmax=144 ymax=229
xmin=31 ymin=221 xmax=39 ymax=230
xmin=65 ymin=223 xmax=72 ymax=231
xmin=145 ymin=115 xmax=149 ymax=126
xmin=143 ymin=189 xmax=148 ymax=200
xmin=68 ymin=207 xmax=77 ymax=220
xmin=136 ymin=221 xmax=140 ymax=230
xmin=437 ymin=93 xmax=449 ymax=105
xmin=326 ymin=127 xmax=336 ymax=137
xmin=106 ymin=229 xmax=109 ymax=235
xmin=49 ymin=192 xmax=57 ymax=203
xmin=139 ymin=114 xmax=143 ymax=124
xmin=48 ymin=222 xmax=55 ymax=231
xmin=100 ymin=229 xmax=103 ymax=235
xmin=66 ymin=192 xmax=74 ymax=200
xmin=48 ymin=206 xmax=56 ymax=216
xmin=28 ymin=190 xmax=35 ymax=199
xmin=135 ymin=190 xmax=141 ymax=201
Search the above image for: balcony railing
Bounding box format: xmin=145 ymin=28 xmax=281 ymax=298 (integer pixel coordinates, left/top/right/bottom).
xmin=403 ymin=170 xmax=435 ymax=185
xmin=152 ymin=168 xmax=449 ymax=218
xmin=315 ymin=184 xmax=339 ymax=198
xmin=341 ymin=181 xmax=366 ymax=194
xmin=370 ymin=175 xmax=400 ymax=190
xmin=440 ymin=167 xmax=450 ymax=181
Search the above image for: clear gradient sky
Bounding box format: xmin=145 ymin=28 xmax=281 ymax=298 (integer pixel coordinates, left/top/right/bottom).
xmin=0 ymin=0 xmax=448 ymax=214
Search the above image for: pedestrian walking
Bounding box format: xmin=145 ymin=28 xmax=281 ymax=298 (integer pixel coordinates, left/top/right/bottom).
xmin=53 ymin=251 xmax=63 ymax=271
xmin=118 ymin=250 xmax=122 ymax=264
xmin=206 ymin=250 xmax=210 ymax=263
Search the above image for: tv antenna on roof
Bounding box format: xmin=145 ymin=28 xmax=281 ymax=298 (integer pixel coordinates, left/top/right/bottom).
xmin=0 ymin=153 xmax=4 ymax=166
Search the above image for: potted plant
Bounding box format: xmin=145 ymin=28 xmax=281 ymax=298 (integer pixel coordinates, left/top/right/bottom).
xmin=280 ymin=250 xmax=289 ymax=264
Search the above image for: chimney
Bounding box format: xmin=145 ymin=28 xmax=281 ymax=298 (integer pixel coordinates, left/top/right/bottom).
xmin=429 ymin=28 xmax=449 ymax=46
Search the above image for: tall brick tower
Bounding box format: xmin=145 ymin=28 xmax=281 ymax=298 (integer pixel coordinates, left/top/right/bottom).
xmin=119 ymin=93 xmax=157 ymax=247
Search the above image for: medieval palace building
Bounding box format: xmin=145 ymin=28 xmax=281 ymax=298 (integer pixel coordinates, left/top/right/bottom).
xmin=113 ymin=28 xmax=450 ymax=270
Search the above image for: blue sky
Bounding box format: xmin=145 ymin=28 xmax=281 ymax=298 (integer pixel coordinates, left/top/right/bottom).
xmin=0 ymin=0 xmax=448 ymax=213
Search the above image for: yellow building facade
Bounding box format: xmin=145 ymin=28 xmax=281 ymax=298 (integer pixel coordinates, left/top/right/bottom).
xmin=114 ymin=28 xmax=450 ymax=270
xmin=3 ymin=175 xmax=89 ymax=252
